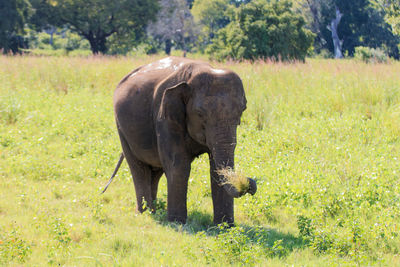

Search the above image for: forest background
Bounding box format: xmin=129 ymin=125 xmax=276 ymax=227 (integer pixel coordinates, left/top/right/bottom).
xmin=1 ymin=0 xmax=400 ymax=61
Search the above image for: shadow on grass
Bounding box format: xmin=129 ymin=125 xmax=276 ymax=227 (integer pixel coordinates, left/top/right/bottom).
xmin=151 ymin=208 xmax=307 ymax=256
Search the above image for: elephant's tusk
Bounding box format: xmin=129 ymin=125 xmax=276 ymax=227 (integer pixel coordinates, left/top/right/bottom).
xmin=101 ymin=153 xmax=124 ymax=194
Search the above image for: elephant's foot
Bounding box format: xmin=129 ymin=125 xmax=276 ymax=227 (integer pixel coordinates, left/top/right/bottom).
xmin=136 ymin=204 xmax=147 ymax=214
xmin=213 ymin=214 xmax=234 ymax=227
xmin=136 ymin=205 xmax=156 ymax=214
xmin=135 ymin=196 xmax=157 ymax=214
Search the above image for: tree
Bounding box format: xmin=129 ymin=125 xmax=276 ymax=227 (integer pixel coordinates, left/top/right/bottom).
xmin=326 ymin=0 xmax=399 ymax=58
xmin=191 ymin=0 xmax=232 ymax=45
xmin=293 ymin=0 xmax=331 ymax=53
xmin=207 ymin=0 xmax=314 ymax=61
xmin=0 ymin=0 xmax=31 ymax=53
xmin=147 ymin=0 xmax=197 ymax=55
xmin=29 ymin=0 xmax=54 ymax=30
xmin=295 ymin=0 xmax=399 ymax=58
xmin=374 ymin=0 xmax=400 ymax=35
xmin=35 ymin=0 xmax=159 ymax=54
xmin=328 ymin=6 xmax=343 ymax=58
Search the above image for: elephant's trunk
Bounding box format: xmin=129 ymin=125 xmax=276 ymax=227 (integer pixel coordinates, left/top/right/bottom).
xmin=208 ymin=124 xmax=257 ymax=198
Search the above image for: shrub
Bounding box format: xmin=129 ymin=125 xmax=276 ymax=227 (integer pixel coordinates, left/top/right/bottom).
xmin=354 ymin=46 xmax=388 ymax=63
xmin=207 ymin=0 xmax=314 ymax=61
xmin=315 ymin=49 xmax=333 ymax=59
xmin=297 ymin=215 xmax=314 ymax=238
xmin=27 ymin=30 xmax=90 ymax=52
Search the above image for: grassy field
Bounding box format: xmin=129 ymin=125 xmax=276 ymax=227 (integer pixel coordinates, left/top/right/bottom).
xmin=1 ymin=55 xmax=400 ymax=266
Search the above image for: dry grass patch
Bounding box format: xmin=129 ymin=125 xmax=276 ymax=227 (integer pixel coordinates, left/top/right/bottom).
xmin=217 ymin=167 xmax=249 ymax=193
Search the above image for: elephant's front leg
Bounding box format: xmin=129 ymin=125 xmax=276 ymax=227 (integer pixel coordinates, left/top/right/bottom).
xmin=209 ymin=154 xmax=234 ymax=226
xmin=159 ymin=140 xmax=192 ymax=224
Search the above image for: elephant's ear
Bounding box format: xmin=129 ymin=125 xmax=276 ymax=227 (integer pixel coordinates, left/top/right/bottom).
xmin=159 ymin=82 xmax=190 ymax=121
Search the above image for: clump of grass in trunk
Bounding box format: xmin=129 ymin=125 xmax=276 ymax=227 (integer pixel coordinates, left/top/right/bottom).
xmin=217 ymin=167 xmax=249 ymax=193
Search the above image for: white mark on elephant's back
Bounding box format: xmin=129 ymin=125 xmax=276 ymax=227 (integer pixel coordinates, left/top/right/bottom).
xmin=211 ymin=68 xmax=226 ymax=74
xmin=156 ymin=57 xmax=173 ymax=69
xmin=173 ymin=62 xmax=184 ymax=70
xmin=129 ymin=58 xmax=180 ymax=78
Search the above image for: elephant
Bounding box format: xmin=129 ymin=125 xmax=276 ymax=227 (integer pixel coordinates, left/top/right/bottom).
xmin=109 ymin=56 xmax=257 ymax=225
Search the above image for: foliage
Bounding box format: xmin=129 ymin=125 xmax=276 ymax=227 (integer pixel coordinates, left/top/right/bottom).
xmin=191 ymin=0 xmax=233 ymax=49
xmin=31 ymin=0 xmax=159 ymax=54
xmin=333 ymin=0 xmax=399 ymax=58
xmin=292 ymin=0 xmax=328 ymax=53
xmin=373 ymin=0 xmax=400 ymax=35
xmin=24 ymin=29 xmax=89 ymax=51
xmin=147 ymin=0 xmax=197 ymax=55
xmin=207 ymin=0 xmax=314 ymax=61
xmin=296 ymin=0 xmax=400 ymax=59
xmin=196 ymin=225 xmax=297 ymax=264
xmin=354 ymin=46 xmax=389 ymax=63
xmin=0 ymin=0 xmax=31 ymax=53
xmin=1 ymin=56 xmax=400 ymax=265
xmin=1 ymin=0 xmax=399 ymax=58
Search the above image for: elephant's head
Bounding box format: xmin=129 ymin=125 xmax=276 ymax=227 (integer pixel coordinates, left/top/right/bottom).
xmin=159 ymin=66 xmax=257 ymax=198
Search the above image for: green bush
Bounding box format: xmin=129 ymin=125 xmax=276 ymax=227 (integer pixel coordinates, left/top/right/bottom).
xmin=26 ymin=29 xmax=90 ymax=52
xmin=314 ymin=49 xmax=333 ymax=59
xmin=354 ymin=46 xmax=388 ymax=63
xmin=207 ymin=0 xmax=314 ymax=61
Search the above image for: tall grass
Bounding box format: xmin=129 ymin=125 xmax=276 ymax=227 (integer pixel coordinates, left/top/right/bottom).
xmin=1 ymin=55 xmax=400 ymax=265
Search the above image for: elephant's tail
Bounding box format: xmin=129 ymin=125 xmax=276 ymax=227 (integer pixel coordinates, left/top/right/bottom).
xmin=101 ymin=153 xmax=124 ymax=194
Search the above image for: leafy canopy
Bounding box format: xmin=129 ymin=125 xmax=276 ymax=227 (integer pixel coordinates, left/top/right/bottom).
xmin=373 ymin=0 xmax=400 ymax=35
xmin=293 ymin=0 xmax=399 ymax=58
xmin=37 ymin=0 xmax=159 ymax=54
xmin=0 ymin=0 xmax=31 ymax=53
xmin=207 ymin=0 xmax=314 ymax=61
xmin=191 ymin=0 xmax=232 ymax=36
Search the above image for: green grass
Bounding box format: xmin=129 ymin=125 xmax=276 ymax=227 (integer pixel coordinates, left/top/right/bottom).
xmin=1 ymin=55 xmax=400 ymax=266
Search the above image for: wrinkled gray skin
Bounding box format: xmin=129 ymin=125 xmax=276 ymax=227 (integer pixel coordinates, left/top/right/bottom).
xmin=114 ymin=57 xmax=257 ymax=225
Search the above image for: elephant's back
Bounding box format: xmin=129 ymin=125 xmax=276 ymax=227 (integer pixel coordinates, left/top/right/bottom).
xmin=113 ymin=58 xmax=183 ymax=125
xmin=114 ymin=56 xmax=201 ymax=119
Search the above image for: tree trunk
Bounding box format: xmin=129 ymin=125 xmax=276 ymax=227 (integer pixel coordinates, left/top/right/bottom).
xmin=87 ymin=34 xmax=108 ymax=54
xmin=165 ymin=39 xmax=172 ymax=55
xmin=46 ymin=26 xmax=56 ymax=47
xmin=50 ymin=32 xmax=54 ymax=46
xmin=329 ymin=6 xmax=343 ymax=59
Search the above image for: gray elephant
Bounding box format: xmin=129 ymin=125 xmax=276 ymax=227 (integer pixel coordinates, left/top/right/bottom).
xmin=106 ymin=57 xmax=256 ymax=225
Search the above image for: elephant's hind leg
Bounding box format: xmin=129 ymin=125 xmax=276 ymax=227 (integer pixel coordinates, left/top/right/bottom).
xmin=151 ymin=169 xmax=163 ymax=203
xmin=118 ymin=130 xmax=154 ymax=212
